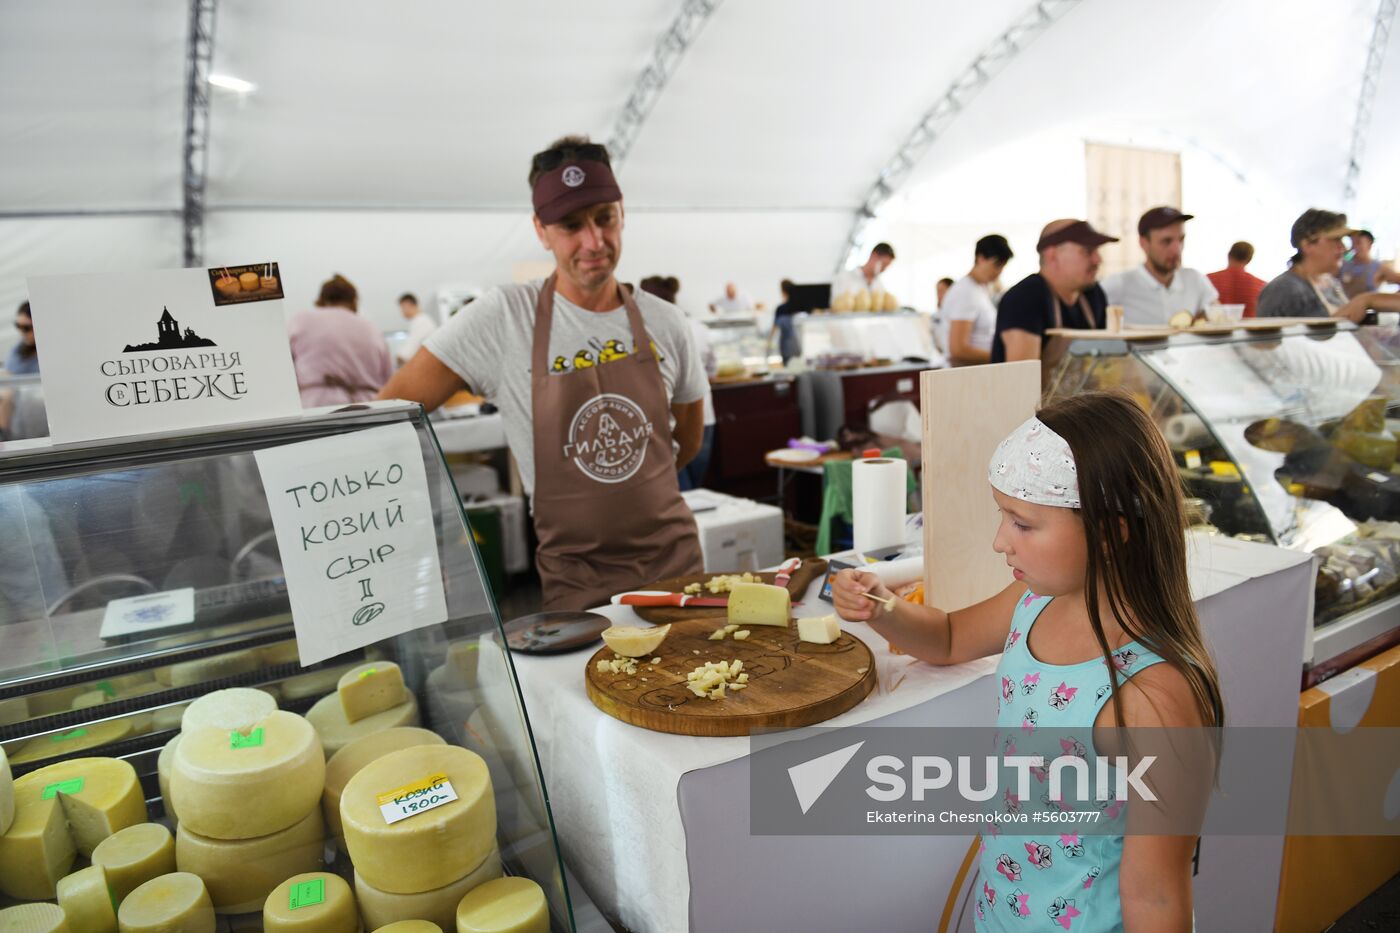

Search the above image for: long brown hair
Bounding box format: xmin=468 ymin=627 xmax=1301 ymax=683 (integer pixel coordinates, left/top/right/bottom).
xmin=1037 ymin=391 xmax=1224 ymax=729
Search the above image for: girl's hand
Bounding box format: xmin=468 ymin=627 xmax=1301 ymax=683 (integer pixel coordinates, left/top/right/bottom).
xmin=833 ymin=568 xmax=895 ymax=622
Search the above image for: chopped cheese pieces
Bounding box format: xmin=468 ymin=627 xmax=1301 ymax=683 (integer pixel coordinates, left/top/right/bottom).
xmin=92 ymin=823 xmax=176 ymax=904
xmin=686 ymin=660 xmax=748 ymax=700
xmin=181 ymin=688 xmax=278 ymax=735
xmin=797 ymin=615 xmax=842 ymax=645
xmin=57 ymin=864 xmax=118 ymax=933
xmin=733 ymin=630 xmax=751 ymax=641
xmin=174 ymin=808 xmax=325 ymax=914
xmin=726 ymin=582 xmax=790 ymax=627
xmin=595 ymin=657 xmax=638 ymax=676
xmin=323 ymin=727 xmax=446 ymax=840
xmin=0 ymin=903 xmax=69 ymax=933
xmin=307 ymin=691 xmax=420 ymax=758
xmin=117 ymin=873 xmax=215 ymax=933
xmin=337 ymin=662 xmax=408 ymax=725
xmin=352 ymin=849 xmax=501 ymax=931
xmin=454 ymin=876 xmax=548 ymax=933
xmin=683 ymin=572 xmax=758 ymax=595
xmin=262 ymin=872 xmax=358 ymax=933
xmin=599 ymin=625 xmax=670 ymax=658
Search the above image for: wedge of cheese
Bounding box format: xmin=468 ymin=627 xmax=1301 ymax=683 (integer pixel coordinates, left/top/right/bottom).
xmin=306 ymin=691 xmax=419 ymax=758
xmin=726 ymin=582 xmax=791 ymax=627
xmin=454 ymin=877 xmax=548 ymax=933
xmin=117 ymin=873 xmax=214 ymax=933
xmin=336 ymin=662 xmax=408 ymax=724
xmin=181 ymin=687 xmax=277 ymax=735
xmin=262 ymin=871 xmax=357 ymax=933
xmin=322 ymin=727 xmax=445 ymax=840
xmin=0 ymin=903 xmax=70 ymax=933
xmin=9 ymin=720 xmax=135 ymax=765
xmin=0 ymin=744 xmax=13 ymax=835
xmin=340 ymin=745 xmax=495 ymax=894
xmin=797 ymin=615 xmax=842 ymax=645
xmin=352 ymin=849 xmax=500 ymax=932
xmin=57 ymin=864 xmax=118 ymax=933
xmin=174 ymin=807 xmax=324 ymax=914
xmin=171 ymin=710 xmax=324 ymax=839
xmin=92 ymin=822 xmax=176 ymax=904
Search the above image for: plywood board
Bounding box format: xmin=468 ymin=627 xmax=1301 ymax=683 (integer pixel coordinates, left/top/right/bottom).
xmin=920 ymin=362 xmax=1041 ymax=612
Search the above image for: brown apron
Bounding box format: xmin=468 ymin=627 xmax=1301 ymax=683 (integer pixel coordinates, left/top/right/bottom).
xmin=529 ymin=274 xmax=704 ymax=610
xmin=1040 ymin=283 xmax=1098 ymax=382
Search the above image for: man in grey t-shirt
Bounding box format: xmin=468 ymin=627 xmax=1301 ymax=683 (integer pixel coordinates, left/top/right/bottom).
xmin=1258 ymin=208 xmax=1400 ymax=321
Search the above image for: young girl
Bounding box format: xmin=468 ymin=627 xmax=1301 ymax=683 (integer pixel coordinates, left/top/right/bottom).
xmin=834 ymin=391 xmax=1222 ymax=933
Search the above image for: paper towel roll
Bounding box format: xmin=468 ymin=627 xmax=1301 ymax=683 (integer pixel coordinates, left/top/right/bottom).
xmin=869 ymin=556 xmax=924 ymax=589
xmin=1163 ymin=414 xmax=1211 ymax=452
xmin=852 ymin=457 xmax=906 ymax=553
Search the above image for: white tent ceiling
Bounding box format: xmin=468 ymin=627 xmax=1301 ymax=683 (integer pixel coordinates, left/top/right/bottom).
xmin=1 ymin=0 xmax=1397 ymax=333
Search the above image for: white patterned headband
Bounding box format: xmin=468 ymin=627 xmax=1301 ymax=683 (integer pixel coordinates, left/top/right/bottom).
xmin=988 ymin=416 xmax=1081 ymax=509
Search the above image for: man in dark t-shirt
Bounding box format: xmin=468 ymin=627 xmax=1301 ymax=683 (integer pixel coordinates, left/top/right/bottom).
xmin=991 ymin=219 xmax=1117 ymax=364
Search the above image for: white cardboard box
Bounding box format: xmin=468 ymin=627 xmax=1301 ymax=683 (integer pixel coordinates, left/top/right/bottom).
xmin=683 ymin=489 xmax=784 ymax=573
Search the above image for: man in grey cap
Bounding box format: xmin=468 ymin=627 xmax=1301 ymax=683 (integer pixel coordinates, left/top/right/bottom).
xmin=1257 ymin=209 xmax=1400 ymax=321
xmin=1102 ymin=206 xmax=1217 ymax=326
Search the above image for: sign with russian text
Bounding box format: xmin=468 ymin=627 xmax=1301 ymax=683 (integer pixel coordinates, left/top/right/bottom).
xmin=27 ymin=263 xmax=300 ymax=442
xmin=254 ymin=421 xmax=448 ymax=666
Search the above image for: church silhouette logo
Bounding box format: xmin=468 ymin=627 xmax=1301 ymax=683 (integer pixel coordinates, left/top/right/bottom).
xmin=123 ymin=307 xmax=218 ymax=353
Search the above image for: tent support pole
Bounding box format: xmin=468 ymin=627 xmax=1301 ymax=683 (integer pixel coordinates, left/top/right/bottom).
xmin=1344 ymin=0 xmax=1398 ymax=205
xmin=182 ymin=0 xmax=218 ymax=267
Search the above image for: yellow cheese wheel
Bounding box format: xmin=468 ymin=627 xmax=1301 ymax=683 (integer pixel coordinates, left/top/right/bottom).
xmin=307 ymin=692 xmax=420 ymax=758
xmin=323 ymin=727 xmax=445 ymax=840
xmin=259 ymin=640 xmax=302 ymax=668
xmin=180 ymin=688 xmax=277 ymax=735
xmin=372 ymin=923 xmax=442 ymax=933
xmin=72 ymin=684 xmax=164 ymax=711
xmin=174 ymin=807 xmax=324 ymax=914
xmin=91 ymin=823 xmax=176 ymax=903
xmin=153 ymin=650 xmax=261 ymax=688
xmin=453 ymin=877 xmax=547 ymax=933
xmin=117 ymin=873 xmax=214 ymax=933
xmin=0 ymin=745 xmax=13 ymax=835
xmin=14 ymin=758 xmax=147 ymax=858
xmin=280 ymin=665 xmax=356 ymax=703
xmin=10 ymin=720 xmax=136 ymax=765
xmin=0 ymin=773 xmax=75 ymax=898
xmin=0 ymin=903 xmax=70 ymax=933
xmin=171 ymin=710 xmax=324 ymax=839
xmin=353 ymin=849 xmax=501 ymax=932
xmin=29 ymin=686 xmax=89 ymax=717
xmin=156 ymin=737 xmax=179 ymax=823
xmin=337 ymin=662 xmax=408 ymax=724
xmin=57 ymin=864 xmax=118 ymax=933
xmin=340 ymin=745 xmax=495 ymax=894
xmin=262 ymin=872 xmax=357 ymax=933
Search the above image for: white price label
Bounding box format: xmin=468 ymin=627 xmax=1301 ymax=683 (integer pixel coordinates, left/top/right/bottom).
xmin=376 ymin=772 xmax=458 ymax=825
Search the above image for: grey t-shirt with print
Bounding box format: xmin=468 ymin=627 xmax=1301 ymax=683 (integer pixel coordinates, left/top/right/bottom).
xmin=425 ymin=279 xmax=707 ymax=495
xmin=1257 ymin=269 xmax=1348 ymax=318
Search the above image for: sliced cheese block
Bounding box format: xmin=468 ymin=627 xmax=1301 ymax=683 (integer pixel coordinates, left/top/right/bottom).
xmin=174 ymin=808 xmax=324 ymax=914
xmin=180 ymin=688 xmax=277 ymax=735
xmin=91 ymin=823 xmax=176 ymax=903
xmin=453 ymin=877 xmax=547 ymax=933
xmin=259 ymin=640 xmax=302 ymax=668
xmin=337 ymin=663 xmax=407 ymax=725
xmin=280 ymin=665 xmax=357 ymax=703
xmin=0 ymin=903 xmax=70 ymax=933
xmin=156 ymin=737 xmax=180 ymax=823
xmin=0 ymin=773 xmax=76 ymax=898
xmin=372 ymin=923 xmax=442 ymax=933
xmin=16 ymin=758 xmax=147 ymax=857
xmin=262 ymin=872 xmax=357 ymax=933
xmin=796 ymin=615 xmax=842 ymax=645
xmin=57 ymin=864 xmax=118 ymax=933
xmin=117 ymin=873 xmax=214 ymax=933
xmin=323 ymin=727 xmax=445 ymax=840
xmin=10 ymin=720 xmax=136 ymax=765
xmin=0 ymin=695 xmax=29 ymax=726
xmin=0 ymin=744 xmax=13 ymax=836
xmin=306 ymin=692 xmax=419 ymax=758
xmin=353 ymin=849 xmax=501 ymax=932
xmin=171 ymin=710 xmax=324 ymax=839
xmin=726 ymin=582 xmax=790 ymax=627
xmin=153 ymin=650 xmax=261 ymax=688
xmin=340 ymin=745 xmax=495 ymax=895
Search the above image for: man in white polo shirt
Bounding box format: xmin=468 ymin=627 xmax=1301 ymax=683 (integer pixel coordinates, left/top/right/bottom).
xmin=1102 ymin=206 xmax=1217 ymax=326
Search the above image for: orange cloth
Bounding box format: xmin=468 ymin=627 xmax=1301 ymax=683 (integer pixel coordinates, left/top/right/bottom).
xmin=1207 ymin=266 xmax=1267 ymax=319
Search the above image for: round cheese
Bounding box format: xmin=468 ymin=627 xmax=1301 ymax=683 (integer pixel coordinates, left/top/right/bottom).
xmin=171 ymin=710 xmax=324 ymax=839
xmin=372 ymin=923 xmax=442 ymax=933
xmin=10 ymin=720 xmax=135 ymax=765
xmin=0 ymin=744 xmax=14 ymax=835
xmin=340 ymin=745 xmax=494 ymax=894
xmin=117 ymin=873 xmax=214 ymax=933
xmin=323 ymin=727 xmax=445 ymax=840
xmin=259 ymin=640 xmax=302 ymax=668
xmin=156 ymin=737 xmax=180 ymax=823
xmin=174 ymin=807 xmax=324 ymax=914
xmin=29 ymin=686 xmax=89 ymax=717
xmin=91 ymin=823 xmax=176 ymax=904
xmin=454 ymin=877 xmax=547 ymax=933
xmin=262 ymin=872 xmax=357 ymax=933
xmin=0 ymin=695 xmax=29 ymax=726
xmin=280 ymin=664 xmax=357 ymax=703
xmin=180 ymin=688 xmax=277 ymax=735
xmin=0 ymin=903 xmax=70 ymax=933
xmin=0 ymin=772 xmax=75 ymax=898
xmin=57 ymin=864 xmax=118 ymax=933
xmin=15 ymin=758 xmax=146 ymax=857
xmin=353 ymin=849 xmax=501 ymax=931
xmin=307 ymin=691 xmax=420 ymax=758
xmin=337 ymin=662 xmax=408 ymax=725
xmin=154 ymin=650 xmax=261 ymax=688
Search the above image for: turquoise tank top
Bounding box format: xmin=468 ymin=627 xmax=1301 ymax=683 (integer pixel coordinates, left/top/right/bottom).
xmin=974 ymin=591 xmax=1166 ymax=932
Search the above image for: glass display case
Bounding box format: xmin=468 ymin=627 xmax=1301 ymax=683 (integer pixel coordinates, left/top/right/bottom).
xmin=796 ymin=310 xmax=938 ymax=366
xmin=702 ymin=316 xmax=777 ymax=376
xmin=0 ymin=372 xmax=47 ymax=441
xmin=1046 ymin=321 xmax=1400 ymax=682
xmin=0 ymin=402 xmax=575 ymax=929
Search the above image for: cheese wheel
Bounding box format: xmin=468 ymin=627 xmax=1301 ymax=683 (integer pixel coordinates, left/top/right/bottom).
xmin=0 ymin=745 xmax=14 ymax=835
xmin=337 ymin=663 xmax=407 ymax=724
xmin=92 ymin=823 xmax=176 ymax=903
xmin=453 ymin=877 xmax=547 ymax=933
xmin=281 ymin=665 xmax=357 ymax=703
xmin=353 ymin=850 xmax=501 ymax=932
xmin=726 ymin=582 xmax=790 ymax=627
xmin=262 ymin=872 xmax=357 ymax=933
xmin=117 ymin=873 xmax=214 ymax=933
xmin=174 ymin=808 xmax=324 ymax=914
xmin=0 ymin=903 xmax=70 ymax=933
xmin=10 ymin=720 xmax=136 ymax=765
xmin=57 ymin=864 xmax=118 ymax=933
xmin=340 ymin=745 xmax=495 ymax=894
xmin=171 ymin=710 xmax=324 ymax=839
xmin=180 ymin=688 xmax=277 ymax=735
xmin=72 ymin=684 xmax=164 ymax=711
xmin=29 ymin=686 xmax=89 ymax=717
xmin=153 ymin=650 xmax=261 ymax=688
xmin=156 ymin=737 xmax=180 ymax=823
xmin=323 ymin=727 xmax=445 ymax=840
xmin=0 ymin=695 xmax=29 ymax=726
xmin=259 ymin=640 xmax=302 ymax=668
xmin=306 ymin=692 xmax=419 ymax=758
xmin=0 ymin=773 xmax=75 ymax=898
xmin=373 ymin=923 xmax=442 ymax=933
xmin=15 ymin=758 xmax=147 ymax=858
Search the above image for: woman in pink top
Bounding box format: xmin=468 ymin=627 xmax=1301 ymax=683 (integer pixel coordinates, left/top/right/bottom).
xmin=288 ymin=274 xmax=394 ymax=407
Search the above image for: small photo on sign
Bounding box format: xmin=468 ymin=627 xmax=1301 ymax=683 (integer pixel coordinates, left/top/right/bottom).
xmin=208 ymin=262 xmax=284 ymax=306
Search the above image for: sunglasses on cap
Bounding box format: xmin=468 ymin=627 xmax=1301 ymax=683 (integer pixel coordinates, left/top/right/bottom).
xmin=531 ymin=142 xmax=610 ymax=175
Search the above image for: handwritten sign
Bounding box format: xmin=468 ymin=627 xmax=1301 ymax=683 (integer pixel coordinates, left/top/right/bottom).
xmin=254 ymin=421 xmax=448 ymax=666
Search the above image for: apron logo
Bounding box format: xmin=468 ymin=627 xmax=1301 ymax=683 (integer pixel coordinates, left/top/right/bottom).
xmin=562 ymin=166 xmax=586 ymax=187
xmin=564 ymin=393 xmax=652 ymax=484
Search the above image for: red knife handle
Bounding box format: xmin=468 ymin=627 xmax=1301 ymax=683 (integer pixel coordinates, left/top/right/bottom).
xmin=618 ymin=593 xmax=686 ymax=607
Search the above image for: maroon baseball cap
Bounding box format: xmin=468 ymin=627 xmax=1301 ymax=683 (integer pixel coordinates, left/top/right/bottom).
xmin=1137 ymin=206 xmax=1193 ymax=236
xmin=532 ymin=160 xmax=623 ymax=225
xmin=1035 ymin=219 xmax=1119 ymax=252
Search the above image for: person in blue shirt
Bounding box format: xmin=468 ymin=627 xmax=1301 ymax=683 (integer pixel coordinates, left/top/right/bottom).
xmin=5 ymin=302 xmax=39 ymax=375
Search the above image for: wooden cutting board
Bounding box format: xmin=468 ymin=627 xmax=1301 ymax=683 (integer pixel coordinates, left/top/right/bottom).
xmin=631 ymin=559 xmax=829 ymax=625
xmin=584 ymin=615 xmax=875 ymax=736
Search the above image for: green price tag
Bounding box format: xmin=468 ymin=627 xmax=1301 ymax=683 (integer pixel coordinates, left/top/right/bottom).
xmin=288 ymin=878 xmax=324 ymax=910
xmin=358 ymin=668 xmax=377 ymax=679
xmin=50 ymin=728 xmax=88 ymax=742
xmin=230 ymin=728 xmax=265 ymax=750
xmin=41 ymin=777 xmax=85 ymax=800
xmin=96 ymin=681 xmax=116 ymax=698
